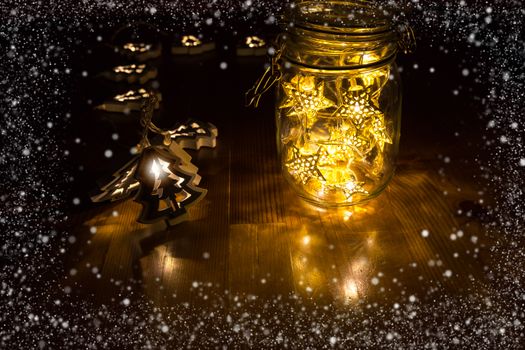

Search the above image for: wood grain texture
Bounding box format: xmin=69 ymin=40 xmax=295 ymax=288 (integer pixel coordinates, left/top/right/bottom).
xmin=63 ymin=94 xmax=492 ymax=309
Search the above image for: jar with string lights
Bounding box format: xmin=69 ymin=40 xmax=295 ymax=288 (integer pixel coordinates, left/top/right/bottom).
xmin=248 ymin=1 xmax=415 ymax=206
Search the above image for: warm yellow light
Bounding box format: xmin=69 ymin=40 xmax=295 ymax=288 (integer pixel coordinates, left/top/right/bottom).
xmin=302 ymin=235 xmax=311 ymax=246
xmin=344 ymin=278 xmax=359 ymax=300
xmin=114 ymin=88 xmax=150 ymax=102
xmin=182 ymin=35 xmax=202 ymax=47
xmin=113 ymin=64 xmax=146 ymax=74
xmin=150 ymin=158 xmax=162 ymax=193
xmin=122 ymin=43 xmax=152 ymax=53
xmin=246 ymin=36 xmax=266 ymax=48
xmin=281 ymin=67 xmax=392 ymax=204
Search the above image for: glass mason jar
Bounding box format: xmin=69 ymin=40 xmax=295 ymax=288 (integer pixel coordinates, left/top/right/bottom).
xmin=274 ymin=1 xmax=412 ymax=207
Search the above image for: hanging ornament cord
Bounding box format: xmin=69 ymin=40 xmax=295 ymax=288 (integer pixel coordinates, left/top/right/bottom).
xmin=245 ymin=36 xmax=284 ymax=107
xmin=138 ymin=94 xmax=172 ymax=148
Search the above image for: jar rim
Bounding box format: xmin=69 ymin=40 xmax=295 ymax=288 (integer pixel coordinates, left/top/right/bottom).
xmin=285 ymin=0 xmax=393 ymax=36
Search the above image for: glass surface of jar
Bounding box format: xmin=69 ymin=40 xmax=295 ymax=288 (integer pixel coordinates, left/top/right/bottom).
xmin=275 ymin=0 xmax=407 ymax=207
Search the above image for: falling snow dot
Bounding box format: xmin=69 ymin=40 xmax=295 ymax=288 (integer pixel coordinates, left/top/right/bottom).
xmin=371 ymin=277 xmax=379 ymax=285
xmin=444 ymin=270 xmax=453 ymax=277
xmin=122 ymin=298 xmax=130 ymax=306
xmin=203 ymin=252 xmax=210 ymax=259
xmin=72 ymin=198 xmax=80 ymax=205
xmin=161 ymin=325 xmax=169 ymax=333
xmin=104 ymin=149 xmax=113 ymax=158
xmin=519 ymin=159 xmax=525 ymax=167
xmin=329 ymin=337 xmax=337 ymax=345
xmin=81 ymin=71 xmax=88 ymax=77
xmin=89 ymin=226 xmax=97 ymax=234
xmin=462 ymin=68 xmax=470 ymax=76
xmin=22 ymin=148 xmax=30 ymax=156
xmin=111 ymin=133 xmax=119 ymax=140
xmin=421 ymin=229 xmax=430 ymax=238
xmin=219 ymin=62 xmax=228 ymax=70
xmin=409 ymin=295 xmax=416 ymax=303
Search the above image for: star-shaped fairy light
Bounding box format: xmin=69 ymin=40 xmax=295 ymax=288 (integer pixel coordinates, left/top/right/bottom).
xmin=333 ymin=90 xmax=383 ymax=128
xmin=323 ymin=120 xmax=372 ymax=159
xmin=362 ymin=114 xmax=392 ymax=152
xmin=316 ymin=154 xmax=368 ymax=202
xmin=285 ymin=146 xmax=326 ymax=185
xmin=280 ymin=75 xmax=336 ymax=129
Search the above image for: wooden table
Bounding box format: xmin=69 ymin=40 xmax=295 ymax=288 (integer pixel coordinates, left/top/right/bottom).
xmin=60 ymin=48 xmax=499 ymax=346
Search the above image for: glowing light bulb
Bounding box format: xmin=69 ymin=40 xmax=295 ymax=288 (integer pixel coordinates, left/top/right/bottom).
xmin=302 ymin=235 xmax=311 ymax=246
xmin=344 ymin=279 xmax=359 ymax=300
